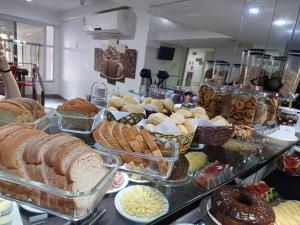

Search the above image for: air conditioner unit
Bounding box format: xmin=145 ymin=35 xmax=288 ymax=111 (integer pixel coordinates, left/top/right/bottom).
xmin=83 ymin=8 xmax=136 ymax=40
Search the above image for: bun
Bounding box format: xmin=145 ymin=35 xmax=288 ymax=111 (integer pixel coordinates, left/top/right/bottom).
xmin=170 ymin=113 xmax=185 ymax=125
xmin=176 ymin=108 xmax=192 ymax=118
xmin=121 ymin=104 xmax=144 ymax=113
xmin=145 ymin=124 xmax=155 ymax=132
xmin=184 ymin=119 xmax=197 ymax=133
xmin=108 ymin=96 xmax=124 ymax=109
xmin=163 ymin=98 xmax=174 ymax=112
xmin=143 ymin=97 xmax=153 ymax=105
xmin=108 ymin=106 xmax=118 ymax=111
xmin=177 ymin=125 xmax=188 ymax=135
xmin=193 ymin=113 xmax=209 ymax=120
xmin=150 ymin=99 xmax=164 ymax=113
xmin=123 ymin=96 xmax=138 ymax=105
xmin=191 ymin=107 xmax=206 ymax=115
xmin=148 ymin=113 xmax=169 ymax=125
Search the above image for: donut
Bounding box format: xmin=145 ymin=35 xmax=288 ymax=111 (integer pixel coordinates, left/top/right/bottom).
xmin=210 ymin=185 xmax=275 ymax=225
xmin=235 ymin=100 xmax=246 ymax=111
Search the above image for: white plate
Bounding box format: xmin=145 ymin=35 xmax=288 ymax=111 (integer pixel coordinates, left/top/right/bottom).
xmin=20 ymin=204 xmax=45 ymax=214
xmin=127 ymin=174 xmax=150 ymax=184
xmin=206 ymin=199 xmax=221 ymax=225
xmin=106 ymin=172 xmax=129 ymax=194
xmin=114 ymin=185 xmax=169 ymax=223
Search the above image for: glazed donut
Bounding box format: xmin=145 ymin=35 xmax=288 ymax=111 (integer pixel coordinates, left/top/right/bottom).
xmin=210 ymin=185 xmax=275 ymax=225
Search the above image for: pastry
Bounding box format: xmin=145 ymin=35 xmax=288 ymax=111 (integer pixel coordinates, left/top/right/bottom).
xmin=168 ymin=155 xmax=189 ymax=180
xmin=243 ymin=181 xmax=278 ymax=203
xmin=185 ymin=152 xmax=207 ymax=172
xmin=108 ymin=96 xmax=124 ymax=109
xmin=163 ymin=98 xmax=174 ymax=112
xmin=176 ymin=108 xmax=192 ymax=118
xmin=143 ymin=97 xmax=153 ymax=105
xmin=150 ymin=99 xmax=164 ymax=113
xmin=148 ymin=113 xmax=169 ymax=125
xmin=123 ymin=96 xmax=138 ymax=105
xmin=210 ymin=185 xmax=275 ymax=225
xmin=170 ymin=113 xmax=185 ymax=125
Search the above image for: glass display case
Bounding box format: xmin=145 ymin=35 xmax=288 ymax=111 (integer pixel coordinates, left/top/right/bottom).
xmin=15 ymin=115 xmax=297 ymax=225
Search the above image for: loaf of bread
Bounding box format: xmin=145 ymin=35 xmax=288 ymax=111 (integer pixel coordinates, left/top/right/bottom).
xmin=0 ymin=124 xmax=108 ymax=215
xmin=0 ymin=98 xmax=45 ymax=125
xmin=57 ymin=98 xmax=99 ymax=118
xmin=93 ymin=121 xmax=169 ymax=176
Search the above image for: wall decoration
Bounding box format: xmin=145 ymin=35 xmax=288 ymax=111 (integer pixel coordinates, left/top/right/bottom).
xmin=94 ymin=44 xmax=137 ymax=85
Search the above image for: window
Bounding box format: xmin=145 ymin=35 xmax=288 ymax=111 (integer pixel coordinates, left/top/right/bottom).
xmin=0 ymin=18 xmax=55 ymax=81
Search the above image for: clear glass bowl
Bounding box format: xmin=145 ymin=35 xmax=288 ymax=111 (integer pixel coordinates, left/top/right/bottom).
xmin=94 ymin=139 xmax=179 ymax=180
xmin=0 ymin=152 xmax=119 ymax=221
xmin=56 ymin=110 xmax=103 ymax=134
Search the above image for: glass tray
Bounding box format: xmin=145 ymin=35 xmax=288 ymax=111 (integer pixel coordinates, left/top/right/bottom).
xmin=94 ymin=139 xmax=179 ymax=180
xmin=0 ymin=152 xmax=119 ymax=221
xmin=56 ymin=110 xmax=103 ymax=134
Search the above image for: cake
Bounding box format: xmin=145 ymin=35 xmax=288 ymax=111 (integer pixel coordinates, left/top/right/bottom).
xmin=243 ymin=181 xmax=278 ymax=203
xmin=210 ymin=185 xmax=275 ymax=225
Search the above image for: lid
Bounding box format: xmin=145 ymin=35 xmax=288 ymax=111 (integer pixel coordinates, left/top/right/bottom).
xmin=288 ymin=50 xmax=300 ymax=56
xmin=214 ymin=60 xmax=230 ymax=65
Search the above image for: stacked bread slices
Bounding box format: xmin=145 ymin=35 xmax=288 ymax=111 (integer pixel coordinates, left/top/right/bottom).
xmin=93 ymin=121 xmax=168 ymax=176
xmin=0 ymin=98 xmax=45 ymax=125
xmin=0 ymin=124 xmax=108 ymax=215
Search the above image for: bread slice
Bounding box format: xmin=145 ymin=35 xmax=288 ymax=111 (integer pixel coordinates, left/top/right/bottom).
xmin=132 ymin=126 xmax=150 ymax=153
xmin=0 ymin=100 xmax=34 ymax=123
xmin=101 ymin=121 xmax=121 ymax=148
xmin=93 ymin=123 xmax=113 ymax=149
xmin=140 ymin=129 xmax=158 ymax=152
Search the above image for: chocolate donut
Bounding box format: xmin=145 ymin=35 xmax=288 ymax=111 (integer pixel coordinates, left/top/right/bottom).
xmin=210 ymin=185 xmax=275 ymax=225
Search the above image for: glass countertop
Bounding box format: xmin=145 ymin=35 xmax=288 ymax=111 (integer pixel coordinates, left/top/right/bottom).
xmin=21 ymin=116 xmax=296 ymax=225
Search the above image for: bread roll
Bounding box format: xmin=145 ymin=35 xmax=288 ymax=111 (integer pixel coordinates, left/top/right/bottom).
xmin=163 ymin=98 xmax=174 ymax=112
xmin=148 ymin=113 xmax=169 ymax=125
xmin=177 ymin=125 xmax=188 ymax=135
xmin=108 ymin=106 xmax=118 ymax=111
xmin=145 ymin=124 xmax=155 ymax=132
xmin=170 ymin=113 xmax=185 ymax=125
xmin=150 ymin=99 xmax=164 ymax=113
xmin=143 ymin=97 xmax=152 ymax=105
xmin=123 ymin=96 xmax=138 ymax=105
xmin=193 ymin=113 xmax=209 ymax=120
xmin=176 ymin=108 xmax=192 ymax=118
xmin=184 ymin=119 xmax=197 ymax=133
xmin=108 ymin=96 xmax=124 ymax=109
xmin=121 ymin=104 xmax=144 ymax=113
xmin=191 ymin=107 xmax=206 ymax=115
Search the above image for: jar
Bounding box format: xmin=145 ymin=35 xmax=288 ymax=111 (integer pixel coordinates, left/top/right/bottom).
xmin=197 ymin=83 xmax=216 ymax=118
xmin=254 ymin=92 xmax=269 ymax=125
xmin=210 ymin=85 xmax=233 ymax=118
xmin=239 ymin=50 xmax=248 ymax=83
xmin=212 ymin=60 xmax=230 ymax=84
xmin=228 ymin=87 xmax=257 ymax=126
xmin=277 ymin=107 xmax=298 ymax=126
xmin=244 ymin=49 xmax=265 ymax=85
xmin=266 ymin=94 xmax=279 ymax=122
xmin=204 ymin=60 xmax=214 ymax=80
xmin=230 ymin=64 xmax=241 ymax=83
xmin=280 ymin=50 xmax=300 ymax=97
xmin=270 ymin=56 xmax=286 ymax=78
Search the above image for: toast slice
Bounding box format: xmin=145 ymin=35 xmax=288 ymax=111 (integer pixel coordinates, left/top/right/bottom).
xmin=93 ymin=123 xmax=113 ymax=149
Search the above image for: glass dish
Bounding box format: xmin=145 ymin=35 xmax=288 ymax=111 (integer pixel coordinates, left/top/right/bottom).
xmin=56 ymin=110 xmax=103 ymax=134
xmin=0 ymin=152 xmax=119 ymax=221
xmin=94 ymin=139 xmax=179 ymax=180
xmin=0 ymin=107 xmax=55 ymax=131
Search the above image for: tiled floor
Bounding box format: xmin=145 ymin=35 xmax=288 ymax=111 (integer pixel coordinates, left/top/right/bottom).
xmin=44 ymin=95 xmax=65 ymax=109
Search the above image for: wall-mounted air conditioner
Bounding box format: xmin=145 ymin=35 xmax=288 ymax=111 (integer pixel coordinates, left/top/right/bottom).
xmin=83 ymin=8 xmax=136 ymax=40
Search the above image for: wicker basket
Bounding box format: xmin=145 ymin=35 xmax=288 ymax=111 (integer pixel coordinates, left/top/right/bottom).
xmin=193 ymin=126 xmax=234 ymax=146
xmin=151 ymin=132 xmax=195 ymax=155
xmin=104 ymin=110 xmax=145 ymax=125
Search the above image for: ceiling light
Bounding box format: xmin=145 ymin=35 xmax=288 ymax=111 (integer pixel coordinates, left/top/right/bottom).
xmin=249 ymin=8 xmax=259 ymax=14
xmin=0 ymin=26 xmax=6 ymax=29
xmin=274 ymin=19 xmax=286 ymax=26
xmin=26 ymin=0 xmax=32 ymax=2
xmin=160 ymin=18 xmax=172 ymax=25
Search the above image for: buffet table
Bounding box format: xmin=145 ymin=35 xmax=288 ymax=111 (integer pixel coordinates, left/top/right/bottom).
xmin=17 ymin=115 xmax=297 ymax=225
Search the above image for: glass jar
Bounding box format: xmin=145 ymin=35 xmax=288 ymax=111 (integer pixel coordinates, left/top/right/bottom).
xmin=230 ymin=64 xmax=241 ymax=83
xmin=280 ymin=50 xmax=300 ymax=97
xmin=197 ymin=83 xmax=216 ymax=118
xmin=239 ymin=50 xmax=248 ymax=83
xmin=244 ymin=49 xmax=265 ymax=85
xmin=254 ymin=92 xmax=269 ymax=125
xmin=210 ymin=85 xmax=233 ymax=118
xmin=228 ymin=87 xmax=257 ymax=126
xmin=277 ymin=107 xmax=298 ymax=126
xmin=266 ymin=94 xmax=279 ymax=122
xmin=270 ymin=56 xmax=286 ymax=78
xmin=204 ymin=60 xmax=214 ymax=80
xmin=212 ymin=61 xmax=230 ymax=84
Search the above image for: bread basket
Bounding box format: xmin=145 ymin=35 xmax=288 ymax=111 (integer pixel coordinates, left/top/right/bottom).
xmin=151 ymin=132 xmax=195 ymax=155
xmin=193 ymin=126 xmax=234 ymax=146
xmin=104 ymin=110 xmax=145 ymax=125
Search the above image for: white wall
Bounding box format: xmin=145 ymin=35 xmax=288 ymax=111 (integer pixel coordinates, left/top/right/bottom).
xmin=144 ymin=46 xmax=187 ymax=87
xmin=59 ymin=9 xmax=150 ymax=100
